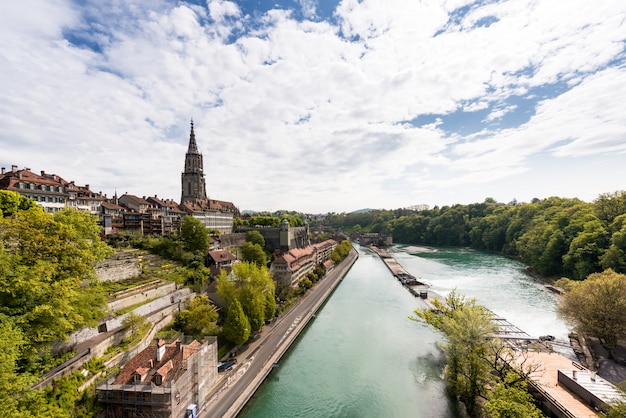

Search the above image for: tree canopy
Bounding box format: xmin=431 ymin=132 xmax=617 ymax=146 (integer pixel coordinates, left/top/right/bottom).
xmin=412 ymin=291 xmax=496 ymax=415
xmin=326 ymin=191 xmax=626 ymax=280
xmin=0 ymin=196 xmax=114 ymax=415
xmin=222 ymin=299 xmax=250 ymax=345
xmin=216 ymin=262 xmax=276 ymax=337
xmin=411 ymin=291 xmax=545 ymax=417
xmin=0 ymin=190 xmax=36 ymax=217
xmin=174 ymin=295 xmax=220 ymax=337
xmin=558 ymin=269 xmax=626 ymax=358
xmin=180 ymin=215 xmax=210 ymax=253
xmin=240 ymin=241 xmax=267 ymax=267
xmin=0 ymin=206 xmax=113 ymax=369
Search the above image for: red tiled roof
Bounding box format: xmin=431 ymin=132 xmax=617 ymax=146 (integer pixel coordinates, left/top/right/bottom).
xmin=119 ymin=194 xmax=151 ymax=205
xmin=278 ymin=247 xmax=315 ymax=271
xmin=179 ymin=198 xmax=237 ymax=214
xmin=207 ymin=249 xmax=236 ymax=263
xmin=1 ymin=167 xmax=70 ymax=192
xmin=114 ymin=339 xmax=201 ymax=386
xmin=101 ymin=202 xmax=125 ymax=210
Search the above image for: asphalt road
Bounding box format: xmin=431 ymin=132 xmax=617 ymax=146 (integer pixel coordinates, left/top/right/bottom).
xmin=200 ymin=249 xmax=358 ymax=418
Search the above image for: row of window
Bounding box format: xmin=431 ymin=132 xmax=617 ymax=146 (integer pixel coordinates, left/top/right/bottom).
xmin=18 ymin=183 xmax=64 ymax=192
xmin=29 ymin=195 xmax=65 ymax=203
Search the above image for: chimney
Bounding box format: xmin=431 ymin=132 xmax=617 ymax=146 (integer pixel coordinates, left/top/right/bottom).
xmin=156 ymin=338 xmax=166 ymax=362
xmin=176 ymin=340 xmax=182 ymax=351
xmin=41 ymin=170 xmax=45 ymax=176
xmin=12 ymin=165 xmax=17 ymax=172
xmin=85 ymin=184 xmax=89 ymax=190
xmin=1 ymin=167 xmax=5 ymax=174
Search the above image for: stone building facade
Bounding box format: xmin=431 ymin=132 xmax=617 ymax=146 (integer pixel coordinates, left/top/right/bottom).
xmin=178 ymin=120 xmax=238 ymax=234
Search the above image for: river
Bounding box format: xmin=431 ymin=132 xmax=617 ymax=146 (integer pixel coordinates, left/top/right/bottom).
xmin=239 ymin=244 xmax=571 ymax=417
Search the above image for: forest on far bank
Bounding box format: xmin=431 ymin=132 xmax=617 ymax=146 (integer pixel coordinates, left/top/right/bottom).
xmin=324 ymin=191 xmax=626 ymax=281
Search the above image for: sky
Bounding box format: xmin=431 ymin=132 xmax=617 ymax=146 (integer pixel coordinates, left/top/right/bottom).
xmin=1 ymin=0 xmax=625 ymax=214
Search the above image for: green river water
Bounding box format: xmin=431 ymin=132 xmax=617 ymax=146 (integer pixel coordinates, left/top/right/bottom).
xmin=239 ymin=245 xmax=570 ymax=417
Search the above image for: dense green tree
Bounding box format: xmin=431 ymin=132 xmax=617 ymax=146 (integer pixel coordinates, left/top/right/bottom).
xmin=600 ymin=216 xmax=626 ymax=273
xmin=174 ymin=295 xmax=220 ymax=337
xmin=563 ymin=219 xmax=609 ymax=280
xmin=216 ymin=262 xmax=276 ymax=334
xmin=484 ymin=372 xmax=545 ymax=418
xmin=240 ymin=241 xmax=267 ymax=267
xmin=264 ymin=290 xmax=277 ymax=319
xmin=605 ymin=382 xmax=626 ymax=418
xmin=222 ymin=299 xmax=250 ymax=345
xmin=0 ymin=314 xmax=28 ymax=416
xmin=249 ymin=216 xmax=281 ymax=227
xmin=180 ymin=215 xmax=210 ymax=253
xmin=411 ymin=291 xmax=497 ymax=416
xmin=330 ymin=240 xmax=352 ymax=263
xmin=558 ymin=269 xmax=626 ymax=358
xmin=122 ymin=313 xmax=146 ymax=336
xmin=238 ymin=287 xmax=265 ymax=332
xmin=594 ymin=191 xmax=626 ymax=225
xmin=0 ymin=207 xmax=112 ymax=369
xmin=0 ymin=190 xmax=36 ymax=217
xmin=323 ymin=192 xmax=626 ymax=281
xmin=246 ymin=230 xmax=265 ymax=247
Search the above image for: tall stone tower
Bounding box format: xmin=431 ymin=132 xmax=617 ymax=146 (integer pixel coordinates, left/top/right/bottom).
xmin=181 ymin=120 xmax=208 ymax=203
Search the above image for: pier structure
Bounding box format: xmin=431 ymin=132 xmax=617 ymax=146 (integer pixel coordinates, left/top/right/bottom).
xmin=368 ymin=245 xmax=431 ymax=299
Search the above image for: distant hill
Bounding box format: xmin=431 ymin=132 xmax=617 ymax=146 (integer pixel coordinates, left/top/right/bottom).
xmin=350 ymin=208 xmax=373 ymax=214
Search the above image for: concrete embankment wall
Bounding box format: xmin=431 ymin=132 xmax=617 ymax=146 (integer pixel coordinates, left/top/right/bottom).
xmin=224 ymin=248 xmax=359 ymax=418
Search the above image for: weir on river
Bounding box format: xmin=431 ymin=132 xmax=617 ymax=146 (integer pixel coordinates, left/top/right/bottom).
xmin=369 ymin=245 xmax=626 ymax=417
xmin=370 ymin=245 xmax=541 ymax=343
xmin=240 ymin=245 xmax=624 ymax=418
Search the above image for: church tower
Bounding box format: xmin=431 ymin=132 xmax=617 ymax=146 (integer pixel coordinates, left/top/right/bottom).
xmin=181 ymin=120 xmax=208 ymax=203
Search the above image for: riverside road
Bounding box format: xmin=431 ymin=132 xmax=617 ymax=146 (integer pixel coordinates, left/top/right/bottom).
xmin=200 ymin=249 xmax=359 ymax=418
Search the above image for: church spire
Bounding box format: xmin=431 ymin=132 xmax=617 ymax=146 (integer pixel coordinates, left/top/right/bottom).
xmin=181 ymin=118 xmax=207 ymax=203
xmin=187 ymin=119 xmax=199 ymax=154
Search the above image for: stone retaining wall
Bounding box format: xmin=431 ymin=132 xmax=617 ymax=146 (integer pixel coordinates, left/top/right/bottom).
xmin=96 ymin=258 xmax=142 ymax=282
xmin=103 ymin=287 xmax=193 ymax=332
xmin=108 ymin=282 xmax=177 ymax=313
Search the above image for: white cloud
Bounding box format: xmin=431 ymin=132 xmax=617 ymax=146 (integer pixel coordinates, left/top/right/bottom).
xmin=1 ymin=0 xmax=625 ymax=212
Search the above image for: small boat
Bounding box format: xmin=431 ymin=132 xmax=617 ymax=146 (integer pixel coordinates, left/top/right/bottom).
xmin=272 ymin=362 xmax=280 ymax=368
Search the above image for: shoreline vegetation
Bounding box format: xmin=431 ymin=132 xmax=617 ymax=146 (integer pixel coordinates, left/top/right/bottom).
xmin=2 ymin=189 xmax=626 ymax=416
